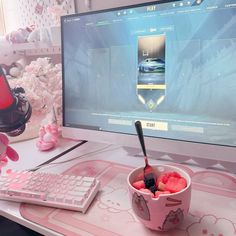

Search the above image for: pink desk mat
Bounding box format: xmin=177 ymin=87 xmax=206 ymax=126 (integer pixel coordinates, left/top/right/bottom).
xmin=20 ymin=160 xmax=236 ymax=236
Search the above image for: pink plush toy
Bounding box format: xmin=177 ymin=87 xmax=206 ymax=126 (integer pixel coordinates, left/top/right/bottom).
xmin=5 ymin=27 xmax=33 ymax=44
xmin=36 ymin=123 xmax=60 ymax=151
xmin=0 ymin=133 xmax=19 ymax=173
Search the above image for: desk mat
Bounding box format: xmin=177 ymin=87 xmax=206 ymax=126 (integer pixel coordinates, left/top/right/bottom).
xmin=20 ymin=160 xmax=236 ymax=236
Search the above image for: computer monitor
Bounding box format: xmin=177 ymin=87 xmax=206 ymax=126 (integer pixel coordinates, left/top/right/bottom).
xmin=61 ymin=0 xmax=236 ymax=171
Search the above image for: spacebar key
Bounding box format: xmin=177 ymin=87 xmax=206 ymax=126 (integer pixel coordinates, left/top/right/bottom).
xmin=7 ymin=189 xmax=45 ymax=199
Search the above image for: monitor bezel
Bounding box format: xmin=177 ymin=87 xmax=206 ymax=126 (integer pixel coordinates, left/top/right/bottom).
xmin=62 ymin=126 xmax=236 ymax=163
xmin=61 ymin=0 xmax=236 ymax=167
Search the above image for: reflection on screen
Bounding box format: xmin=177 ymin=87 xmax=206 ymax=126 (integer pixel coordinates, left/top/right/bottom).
xmin=62 ymin=0 xmax=236 ymax=147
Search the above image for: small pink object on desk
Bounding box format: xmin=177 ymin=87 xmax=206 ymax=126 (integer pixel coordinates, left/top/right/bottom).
xmin=0 ymin=133 xmax=19 ymax=172
xmin=36 ymin=123 xmax=60 ymax=151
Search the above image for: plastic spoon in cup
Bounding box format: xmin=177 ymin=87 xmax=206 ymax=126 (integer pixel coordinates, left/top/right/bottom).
xmin=135 ymin=121 xmax=157 ymax=193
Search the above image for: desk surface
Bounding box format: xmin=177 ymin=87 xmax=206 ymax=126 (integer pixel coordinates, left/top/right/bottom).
xmin=0 ymin=138 xmax=81 ymax=236
xmin=1 ymin=138 xmax=146 ymax=236
xmin=1 ymin=138 xmax=236 ymax=236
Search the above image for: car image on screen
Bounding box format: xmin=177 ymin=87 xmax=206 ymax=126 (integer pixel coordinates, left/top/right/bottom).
xmin=138 ymin=58 xmax=165 ymax=73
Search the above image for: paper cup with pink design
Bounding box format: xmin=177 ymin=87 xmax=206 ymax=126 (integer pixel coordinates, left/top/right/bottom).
xmin=127 ymin=164 xmax=191 ymax=231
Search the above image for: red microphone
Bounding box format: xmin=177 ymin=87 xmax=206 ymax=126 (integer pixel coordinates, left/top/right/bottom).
xmin=0 ymin=68 xmax=15 ymax=110
xmin=0 ymin=66 xmax=32 ymax=136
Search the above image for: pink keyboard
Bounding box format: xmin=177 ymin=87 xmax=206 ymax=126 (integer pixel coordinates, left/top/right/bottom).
xmin=0 ymin=170 xmax=100 ymax=213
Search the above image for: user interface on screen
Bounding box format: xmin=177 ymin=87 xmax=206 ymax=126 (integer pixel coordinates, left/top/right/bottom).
xmin=62 ymin=0 xmax=236 ymax=147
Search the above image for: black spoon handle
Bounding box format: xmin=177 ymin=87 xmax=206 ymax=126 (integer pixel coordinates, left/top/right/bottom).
xmin=135 ymin=121 xmax=147 ymax=157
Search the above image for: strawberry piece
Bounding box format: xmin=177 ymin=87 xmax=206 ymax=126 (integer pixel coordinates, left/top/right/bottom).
xmin=157 ymin=173 xmax=169 ymax=185
xmin=154 ymin=190 xmax=171 ymax=198
xmin=165 ymin=177 xmax=187 ymax=193
xmin=139 ymin=188 xmax=154 ymax=197
xmin=157 ymin=181 xmax=166 ymax=191
xmin=157 ymin=172 xmax=181 ymax=185
xmin=132 ymin=180 xmax=145 ymax=190
xmin=171 ymin=171 xmax=181 ymax=178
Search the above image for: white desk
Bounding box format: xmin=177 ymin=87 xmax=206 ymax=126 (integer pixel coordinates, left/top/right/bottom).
xmin=1 ymin=138 xmax=235 ymax=236
xmin=0 ymin=138 xmax=149 ymax=236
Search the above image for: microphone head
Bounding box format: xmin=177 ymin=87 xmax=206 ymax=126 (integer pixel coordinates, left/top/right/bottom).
xmin=0 ymin=66 xmax=32 ymax=136
xmin=0 ymin=89 xmax=32 ymax=137
xmin=0 ymin=66 xmax=15 ymax=110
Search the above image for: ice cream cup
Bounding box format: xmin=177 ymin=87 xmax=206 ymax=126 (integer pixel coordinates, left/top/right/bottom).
xmin=127 ymin=164 xmax=191 ymax=231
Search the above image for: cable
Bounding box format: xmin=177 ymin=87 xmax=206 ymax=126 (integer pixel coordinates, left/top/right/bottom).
xmin=28 ymin=140 xmax=87 ymax=172
xmin=27 ymin=142 xmax=120 ymax=172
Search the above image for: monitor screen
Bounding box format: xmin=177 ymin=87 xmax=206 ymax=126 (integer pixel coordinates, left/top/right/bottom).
xmin=61 ymin=0 xmax=236 ymax=165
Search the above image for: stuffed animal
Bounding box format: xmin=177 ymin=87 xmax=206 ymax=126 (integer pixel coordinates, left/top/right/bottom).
xmin=27 ymin=27 xmax=51 ymax=43
xmin=0 ymin=37 xmax=23 ymax=66
xmin=36 ymin=121 xmax=60 ymax=151
xmin=36 ymin=107 xmax=60 ymax=151
xmin=5 ymin=27 xmax=33 ymax=44
xmin=0 ymin=62 xmax=23 ymax=78
xmin=0 ymin=133 xmax=19 ymax=173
